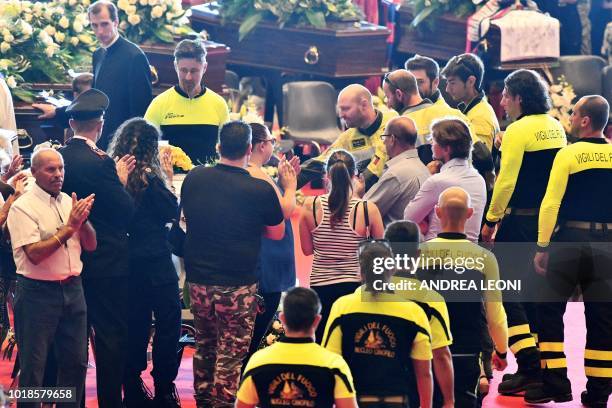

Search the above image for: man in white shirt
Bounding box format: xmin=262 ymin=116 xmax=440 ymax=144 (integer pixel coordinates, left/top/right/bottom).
xmin=7 ymin=148 xmax=96 ymax=406
xmin=404 ymin=118 xmax=486 ymax=242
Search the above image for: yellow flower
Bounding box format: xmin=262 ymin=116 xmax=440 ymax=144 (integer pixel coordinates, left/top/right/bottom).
xmin=127 ymin=5 xmax=137 ymax=14
xmin=117 ymin=0 xmax=130 ymax=11
xmin=73 ymin=21 xmax=84 ymax=33
xmin=3 ymin=34 xmax=14 ymax=43
xmin=54 ymin=32 xmax=65 ymax=43
xmin=0 ymin=42 xmax=10 ymax=53
xmin=0 ymin=59 xmax=9 ymax=70
xmin=6 ymin=76 xmax=17 ymax=88
xmin=69 ymin=0 xmax=77 ymax=6
xmin=70 ymin=36 xmax=79 ymax=46
xmin=77 ymin=34 xmax=94 ymax=45
xmin=44 ymin=25 xmax=56 ymax=36
xmin=82 ymin=0 xmax=90 ymax=5
xmin=151 ymin=5 xmax=164 ymax=18
xmin=148 ymin=0 xmax=159 ymax=5
xmin=169 ymin=145 xmax=194 ymax=171
xmin=59 ymin=16 xmax=70 ymax=29
xmin=127 ymin=14 xmax=141 ymax=25
xmin=129 ymin=0 xmax=138 ymax=4
xmin=45 ymin=45 xmax=56 ymax=57
xmin=20 ymin=20 xmax=33 ymax=36
xmin=1 ymin=29 xmax=9 ymax=38
xmin=24 ymin=13 xmax=33 ymax=22
xmin=139 ymin=0 xmax=148 ymax=4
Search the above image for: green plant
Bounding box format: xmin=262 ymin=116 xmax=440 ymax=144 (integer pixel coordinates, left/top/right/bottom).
xmin=216 ymin=0 xmax=363 ymax=41
xmin=407 ymin=0 xmax=475 ymax=29
xmin=116 ymin=0 xmax=194 ymax=44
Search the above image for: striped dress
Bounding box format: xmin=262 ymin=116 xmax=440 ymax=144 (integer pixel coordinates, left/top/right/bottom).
xmin=310 ymin=195 xmax=365 ymax=286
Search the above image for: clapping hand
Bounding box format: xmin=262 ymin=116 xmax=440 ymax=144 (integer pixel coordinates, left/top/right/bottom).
xmin=67 ymin=193 xmax=95 ymax=230
xmin=159 ymin=148 xmax=174 ymax=183
xmin=1 ymin=155 xmax=24 ymax=182
xmin=115 ymin=154 xmax=136 ymax=186
xmin=278 ymin=158 xmax=297 ymax=191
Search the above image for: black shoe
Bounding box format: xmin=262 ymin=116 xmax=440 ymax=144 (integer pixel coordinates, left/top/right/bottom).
xmin=124 ymin=377 xmax=155 ymax=407
xmin=498 ymin=373 xmax=542 ymax=395
xmin=502 ymin=372 xmax=516 ymax=382
xmin=524 ymin=384 xmax=572 ymax=404
xmin=581 ymin=390 xmax=608 ymax=408
xmin=155 ymin=383 xmax=181 ymax=407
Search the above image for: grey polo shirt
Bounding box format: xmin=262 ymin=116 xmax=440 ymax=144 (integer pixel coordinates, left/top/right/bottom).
xmin=364 ymin=149 xmax=430 ymax=226
xmin=404 ymin=158 xmax=486 ymax=242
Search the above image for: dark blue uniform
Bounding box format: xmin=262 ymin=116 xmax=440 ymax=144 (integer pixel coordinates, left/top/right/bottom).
xmin=60 ymin=137 xmax=135 ymax=407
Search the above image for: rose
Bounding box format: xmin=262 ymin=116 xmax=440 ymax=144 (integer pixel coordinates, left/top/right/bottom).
xmin=70 ymin=36 xmax=79 ymax=46
xmin=3 ymin=34 xmax=14 ymax=44
xmin=119 ymin=21 xmax=128 ymax=30
xmin=73 ymin=21 xmax=84 ymax=33
xmin=1 ymin=29 xmax=9 ymax=38
xmin=54 ymin=32 xmax=65 ymax=43
xmin=69 ymin=0 xmax=77 ymax=5
xmin=59 ymin=16 xmax=70 ymax=29
xmin=151 ymin=5 xmax=164 ymax=18
xmin=44 ymin=25 xmax=56 ymax=36
xmin=6 ymin=76 xmax=17 ymax=89
xmin=129 ymin=0 xmax=138 ymax=4
xmin=117 ymin=0 xmax=130 ymax=11
xmin=0 ymin=42 xmax=10 ymax=53
xmin=148 ymin=0 xmax=158 ymax=6
xmin=45 ymin=45 xmax=56 ymax=58
xmin=126 ymin=5 xmax=137 ymax=15
xmin=24 ymin=13 xmax=33 ymax=22
xmin=127 ymin=14 xmax=141 ymax=25
xmin=139 ymin=0 xmax=148 ymax=5
xmin=0 ymin=59 xmax=9 ymax=70
xmin=20 ymin=21 xmax=33 ymax=36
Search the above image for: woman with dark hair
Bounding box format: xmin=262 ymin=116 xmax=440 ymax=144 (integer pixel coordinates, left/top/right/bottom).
xmin=108 ymin=117 xmax=181 ymax=407
xmin=322 ymin=241 xmax=434 ymax=408
xmin=299 ymin=149 xmax=384 ymax=342
xmin=245 ymin=122 xmax=298 ymax=356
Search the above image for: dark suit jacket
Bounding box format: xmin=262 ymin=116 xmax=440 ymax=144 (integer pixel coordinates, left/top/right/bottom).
xmin=92 ymin=36 xmax=152 ymax=151
xmin=60 ymin=138 xmax=135 ymax=279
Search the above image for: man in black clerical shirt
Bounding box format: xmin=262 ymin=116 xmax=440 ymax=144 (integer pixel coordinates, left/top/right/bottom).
xmin=88 ymin=0 xmax=152 ymax=151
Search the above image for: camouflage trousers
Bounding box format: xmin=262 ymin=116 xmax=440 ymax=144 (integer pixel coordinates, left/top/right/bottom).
xmin=189 ymin=283 xmax=258 ymax=408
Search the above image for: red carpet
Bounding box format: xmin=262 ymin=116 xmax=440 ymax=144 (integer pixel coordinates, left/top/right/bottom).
xmin=0 ymin=205 xmax=597 ymax=407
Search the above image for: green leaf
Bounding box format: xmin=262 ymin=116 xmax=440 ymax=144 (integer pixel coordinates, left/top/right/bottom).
xmin=238 ymin=12 xmax=264 ymax=41
xmin=305 ymin=10 xmax=326 ymax=28
xmin=410 ymin=6 xmax=436 ymax=27
xmin=153 ymin=27 xmax=175 ymax=43
xmin=12 ymin=87 xmax=36 ymax=103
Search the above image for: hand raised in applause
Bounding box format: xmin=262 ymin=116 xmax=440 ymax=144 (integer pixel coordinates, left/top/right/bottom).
xmin=278 ymin=158 xmax=297 ymax=191
xmin=159 ymin=148 xmax=174 ymax=184
xmin=115 ymin=154 xmax=136 ymax=186
xmin=2 ymin=155 xmax=24 ymax=182
xmin=67 ymin=193 xmax=95 ymax=230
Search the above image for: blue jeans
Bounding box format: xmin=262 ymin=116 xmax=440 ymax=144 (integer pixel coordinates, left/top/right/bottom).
xmin=14 ymin=275 xmax=88 ymax=408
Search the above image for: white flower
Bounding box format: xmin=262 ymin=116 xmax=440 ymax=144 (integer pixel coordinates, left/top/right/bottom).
xmin=0 ymin=42 xmax=10 ymax=53
xmin=3 ymin=34 xmax=14 ymax=43
xmin=139 ymin=0 xmax=148 ymax=5
xmin=151 ymin=5 xmax=164 ymax=18
xmin=70 ymin=36 xmax=79 ymax=46
xmin=45 ymin=45 xmax=56 ymax=58
xmin=127 ymin=14 xmax=141 ymax=25
xmin=20 ymin=21 xmax=33 ymax=36
xmin=148 ymin=0 xmax=158 ymax=5
xmin=69 ymin=0 xmax=77 ymax=5
xmin=172 ymin=0 xmax=182 ymax=12
xmin=59 ymin=16 xmax=70 ymax=29
xmin=24 ymin=13 xmax=33 ymax=22
xmin=1 ymin=29 xmax=10 ymax=38
xmin=44 ymin=25 xmax=56 ymax=36
xmin=0 ymin=59 xmax=9 ymax=70
xmin=129 ymin=0 xmax=138 ymax=4
xmin=6 ymin=76 xmax=17 ymax=89
xmin=54 ymin=32 xmax=65 ymax=43
xmin=117 ymin=0 xmax=130 ymax=10
xmin=127 ymin=5 xmax=137 ymax=15
xmin=73 ymin=21 xmax=84 ymax=33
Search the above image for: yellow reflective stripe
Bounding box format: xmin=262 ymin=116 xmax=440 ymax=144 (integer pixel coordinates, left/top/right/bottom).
xmin=585 ymin=350 xmax=612 ymax=361
xmin=510 ymin=337 xmax=537 ymax=354
xmin=585 ymin=367 xmax=612 ymax=378
xmin=540 ymin=342 xmax=565 ymax=352
xmin=532 ymin=333 xmax=539 ymax=344
xmin=508 ymin=324 xmax=531 ymax=337
xmin=544 ymin=358 xmax=567 ymax=369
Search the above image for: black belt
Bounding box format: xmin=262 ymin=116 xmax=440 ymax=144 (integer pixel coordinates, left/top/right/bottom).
xmin=19 ymin=274 xmax=80 ymax=285
xmin=564 ymin=221 xmax=612 ymax=231
xmin=505 ymin=207 xmax=538 ymax=216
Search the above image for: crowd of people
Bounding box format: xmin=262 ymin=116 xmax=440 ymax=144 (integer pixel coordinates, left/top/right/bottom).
xmin=0 ymin=1 xmax=610 ymax=408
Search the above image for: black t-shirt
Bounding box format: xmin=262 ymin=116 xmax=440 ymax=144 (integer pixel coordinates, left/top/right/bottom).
xmin=181 ymin=163 xmax=283 ymax=286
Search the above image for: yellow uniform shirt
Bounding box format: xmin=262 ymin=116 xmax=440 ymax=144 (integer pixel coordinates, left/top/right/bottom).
xmin=460 ymin=94 xmax=500 ymax=151
xmin=238 ymin=337 xmax=355 ymax=407
xmin=405 ymin=101 xmax=478 ymax=146
xmin=323 ymin=286 xmax=432 ymax=395
xmin=419 ymin=235 xmax=508 ymax=354
xmin=144 ymin=85 xmax=229 ymax=164
xmin=315 ymin=110 xmax=398 ymax=178
xmin=538 ymin=138 xmax=612 ymax=247
xmin=486 ymin=114 xmax=567 ymax=223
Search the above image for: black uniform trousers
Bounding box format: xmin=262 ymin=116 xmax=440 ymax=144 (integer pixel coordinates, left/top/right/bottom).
xmin=124 ymin=255 xmax=181 ymax=388
xmin=83 ymin=276 xmax=129 ymax=407
xmin=537 ymin=225 xmax=612 ymax=398
xmin=494 ymin=212 xmax=541 ymax=375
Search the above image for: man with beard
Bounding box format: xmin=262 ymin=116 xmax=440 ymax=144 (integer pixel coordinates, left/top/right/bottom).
xmin=145 ymin=39 xmax=229 ymax=165
xmin=296 ymin=84 xmax=397 ymax=191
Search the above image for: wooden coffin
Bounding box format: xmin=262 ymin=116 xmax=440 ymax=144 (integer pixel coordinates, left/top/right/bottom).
xmin=190 ymin=4 xmax=390 ymax=78
xmin=141 ymin=40 xmax=229 ymax=94
xmin=395 ymin=7 xmax=467 ymax=60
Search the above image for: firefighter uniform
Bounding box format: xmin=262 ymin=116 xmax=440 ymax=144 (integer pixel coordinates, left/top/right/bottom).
xmin=485 ymin=113 xmax=567 ymax=391
xmin=526 ymin=138 xmax=612 ymax=406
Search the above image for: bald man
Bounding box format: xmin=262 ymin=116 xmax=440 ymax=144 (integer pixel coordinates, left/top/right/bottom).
xmin=7 ymin=148 xmax=96 ymax=406
xmin=359 ymin=116 xmax=430 ymax=226
xmin=297 ymin=84 xmax=398 ymax=191
xmin=419 ymin=186 xmax=508 ymax=407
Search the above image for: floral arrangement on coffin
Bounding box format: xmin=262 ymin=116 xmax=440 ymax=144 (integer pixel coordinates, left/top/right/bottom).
xmin=116 ymin=0 xmax=194 ymax=44
xmin=215 ymin=0 xmax=363 ymax=41
xmin=163 ymin=144 xmax=194 ymax=173
xmin=405 ymin=0 xmax=476 ymax=29
xmin=547 ymin=75 xmax=576 ymax=134
xmin=0 ymin=0 xmax=96 ymax=101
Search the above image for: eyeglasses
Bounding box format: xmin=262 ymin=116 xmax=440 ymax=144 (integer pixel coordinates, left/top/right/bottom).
xmin=380 ymin=133 xmax=393 ymax=141
xmin=383 ymin=73 xmax=402 ymax=91
xmin=254 ymin=137 xmax=276 ymax=146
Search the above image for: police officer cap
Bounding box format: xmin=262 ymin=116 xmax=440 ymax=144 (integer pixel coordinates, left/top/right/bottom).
xmin=66 ymin=88 xmax=109 ymax=121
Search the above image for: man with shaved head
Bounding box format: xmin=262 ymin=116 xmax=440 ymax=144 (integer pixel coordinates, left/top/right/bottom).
xmin=358 ymin=116 xmax=430 ymax=225
xmin=420 ymin=186 xmax=508 ymax=407
xmin=297 ymin=84 xmax=398 ymax=191
xmin=7 ymin=148 xmax=96 ymax=406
